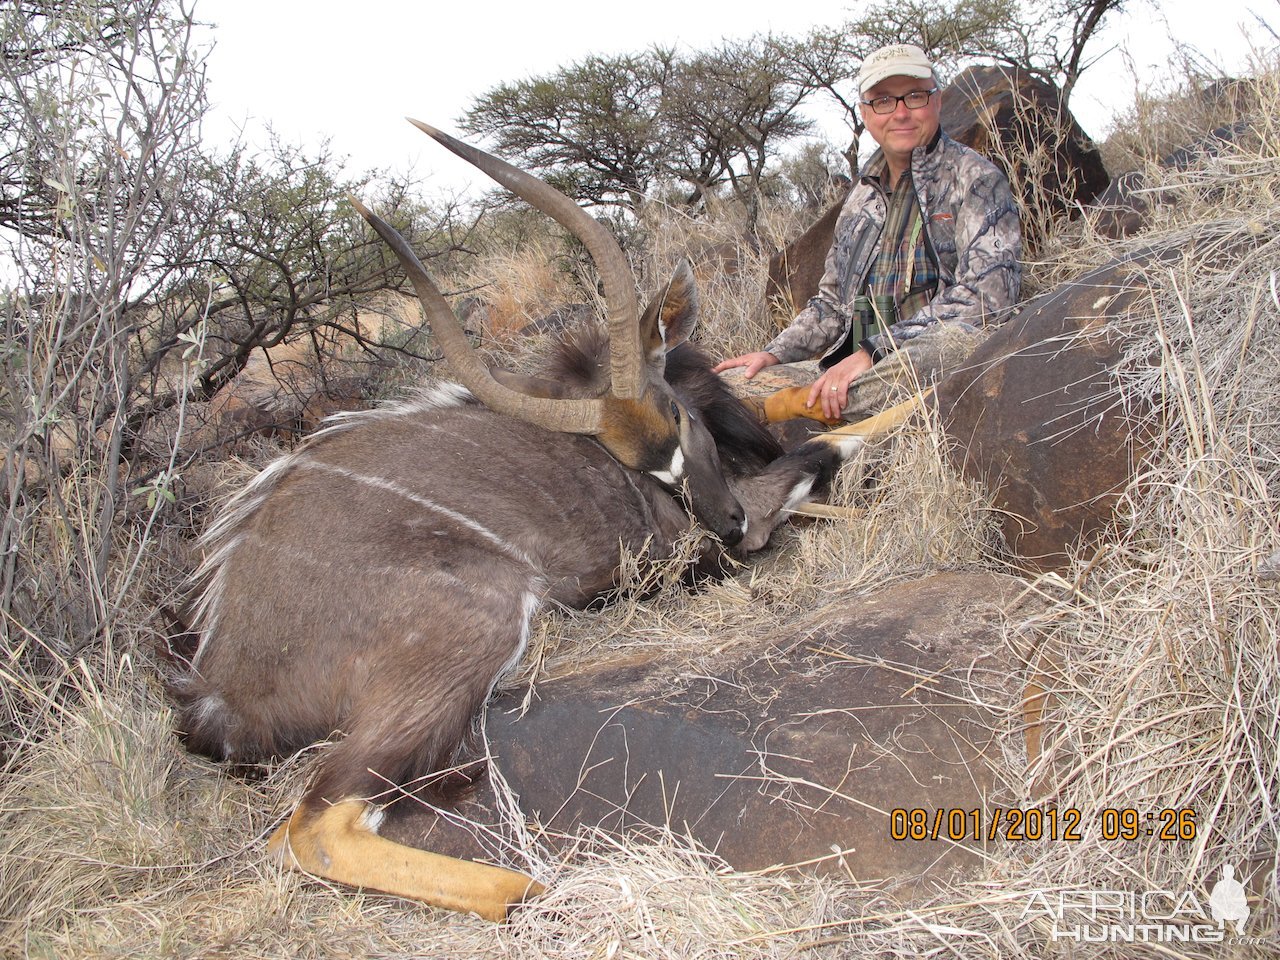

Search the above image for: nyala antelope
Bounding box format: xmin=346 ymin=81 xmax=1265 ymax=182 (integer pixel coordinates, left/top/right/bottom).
xmin=170 ymin=121 xmax=919 ymax=921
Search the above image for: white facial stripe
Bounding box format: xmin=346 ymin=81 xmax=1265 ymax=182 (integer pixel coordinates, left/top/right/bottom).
xmin=648 ymin=446 xmax=686 ymax=488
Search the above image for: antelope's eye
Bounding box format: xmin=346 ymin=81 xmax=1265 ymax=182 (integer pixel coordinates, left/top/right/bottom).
xmin=669 ymin=400 xmax=681 ymax=424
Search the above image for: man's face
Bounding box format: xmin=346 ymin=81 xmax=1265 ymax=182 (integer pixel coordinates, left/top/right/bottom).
xmin=860 ymin=74 xmax=942 ymax=165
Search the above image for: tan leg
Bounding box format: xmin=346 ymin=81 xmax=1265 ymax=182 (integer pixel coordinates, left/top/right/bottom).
xmin=268 ymin=799 xmax=544 ymax=922
xmin=817 ymin=389 xmax=932 ymax=451
xmin=748 ymin=384 xmax=931 ymax=433
xmin=1022 ymin=676 xmax=1047 ymax=768
xmin=755 ymin=386 xmax=844 ymax=425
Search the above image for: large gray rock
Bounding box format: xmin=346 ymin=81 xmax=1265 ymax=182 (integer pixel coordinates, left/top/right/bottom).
xmin=934 ymin=252 xmax=1172 ymax=572
xmin=385 ymin=572 xmax=1023 ymax=888
xmin=1090 ymin=119 xmax=1253 ymax=239
xmin=940 ymin=66 xmax=1109 ymax=255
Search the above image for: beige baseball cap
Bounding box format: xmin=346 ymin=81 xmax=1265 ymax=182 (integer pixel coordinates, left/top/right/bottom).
xmin=857 ymin=44 xmax=935 ymax=96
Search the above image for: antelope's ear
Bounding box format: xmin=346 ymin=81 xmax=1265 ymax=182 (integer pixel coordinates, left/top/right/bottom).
xmin=638 ymin=260 xmax=698 ymax=359
xmin=489 ymin=367 xmax=578 ymax=400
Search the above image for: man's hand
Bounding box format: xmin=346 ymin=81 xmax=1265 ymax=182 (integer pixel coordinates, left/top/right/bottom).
xmin=807 ymin=349 xmax=874 ymax=420
xmin=713 ymin=352 xmax=779 ymax=378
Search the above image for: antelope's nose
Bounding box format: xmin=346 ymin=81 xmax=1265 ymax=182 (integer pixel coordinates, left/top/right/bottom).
xmin=720 ymin=508 xmax=746 ymax=548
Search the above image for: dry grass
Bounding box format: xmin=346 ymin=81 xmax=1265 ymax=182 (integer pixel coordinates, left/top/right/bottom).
xmin=1100 ymin=59 xmax=1266 ymax=178
xmin=638 ymin=194 xmax=812 ymax=360
xmin=460 ymin=237 xmax=580 ymax=341
xmin=1003 ymin=75 xmax=1280 ymax=950
xmin=4 ymin=57 xmax=1280 ymax=960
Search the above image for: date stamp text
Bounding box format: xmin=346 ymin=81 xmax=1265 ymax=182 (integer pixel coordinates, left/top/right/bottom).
xmin=889 ymin=807 xmax=1198 ymax=842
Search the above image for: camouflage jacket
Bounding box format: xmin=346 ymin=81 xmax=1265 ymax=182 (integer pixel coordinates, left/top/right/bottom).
xmin=764 ymin=132 xmax=1022 ymax=364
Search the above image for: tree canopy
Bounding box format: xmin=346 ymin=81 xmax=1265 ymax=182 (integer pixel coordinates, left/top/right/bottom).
xmin=460 ymin=0 xmax=1134 ymax=212
xmin=461 ymin=40 xmax=817 ymax=221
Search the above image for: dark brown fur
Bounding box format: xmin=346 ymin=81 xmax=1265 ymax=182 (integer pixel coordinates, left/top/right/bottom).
xmin=172 ymin=307 xmax=835 ymax=815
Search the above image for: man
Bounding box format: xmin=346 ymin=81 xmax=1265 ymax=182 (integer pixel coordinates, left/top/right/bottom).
xmin=715 ymin=44 xmax=1022 ymax=423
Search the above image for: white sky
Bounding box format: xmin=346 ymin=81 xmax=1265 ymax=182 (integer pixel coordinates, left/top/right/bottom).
xmin=199 ymin=0 xmax=1276 ymax=195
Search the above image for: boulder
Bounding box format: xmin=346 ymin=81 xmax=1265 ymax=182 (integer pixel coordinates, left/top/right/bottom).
xmin=764 ymin=186 xmax=849 ymax=321
xmin=385 ymin=572 xmax=1024 ymax=888
xmin=934 ymin=251 xmax=1172 ymax=572
xmin=1090 ymin=119 xmax=1253 ymax=239
xmin=941 ymin=66 xmax=1109 ymax=254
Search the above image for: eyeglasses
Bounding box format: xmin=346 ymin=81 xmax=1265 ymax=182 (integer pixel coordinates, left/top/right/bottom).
xmin=860 ymin=88 xmax=938 ymax=115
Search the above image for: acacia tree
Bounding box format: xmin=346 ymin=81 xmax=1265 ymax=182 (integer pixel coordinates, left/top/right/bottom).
xmin=662 ymin=38 xmax=815 ymax=228
xmin=461 ymin=51 xmax=673 ymax=210
xmin=978 ymin=0 xmax=1134 ymax=107
xmin=462 ymin=40 xmax=818 ymax=224
xmin=769 ymin=28 xmax=871 ymax=174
